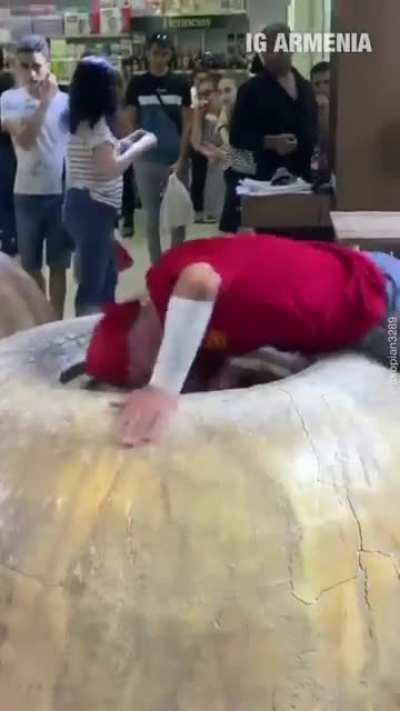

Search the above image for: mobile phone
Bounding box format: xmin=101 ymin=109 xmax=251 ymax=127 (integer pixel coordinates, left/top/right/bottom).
xmin=127 ymin=129 xmax=147 ymax=143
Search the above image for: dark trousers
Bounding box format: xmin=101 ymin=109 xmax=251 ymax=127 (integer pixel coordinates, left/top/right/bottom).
xmin=0 ymin=147 xmax=17 ymax=253
xmin=122 ymin=166 xmax=135 ymax=221
xmin=219 ymin=168 xmax=250 ymax=233
xmin=190 ymin=148 xmax=208 ymax=213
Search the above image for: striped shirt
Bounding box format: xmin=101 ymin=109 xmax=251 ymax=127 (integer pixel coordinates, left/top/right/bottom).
xmin=66 ymin=117 xmax=123 ymax=211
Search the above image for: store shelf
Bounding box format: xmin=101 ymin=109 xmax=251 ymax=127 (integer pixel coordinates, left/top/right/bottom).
xmin=64 ymin=34 xmax=132 ymax=41
xmin=59 ymin=67 xmax=249 ymax=85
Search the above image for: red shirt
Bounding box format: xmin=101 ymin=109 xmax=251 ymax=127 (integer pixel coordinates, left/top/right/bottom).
xmin=146 ymin=234 xmax=387 ymax=356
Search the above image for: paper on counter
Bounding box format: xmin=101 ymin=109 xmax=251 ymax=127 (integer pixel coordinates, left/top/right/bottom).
xmin=236 ymin=177 xmax=312 ymax=197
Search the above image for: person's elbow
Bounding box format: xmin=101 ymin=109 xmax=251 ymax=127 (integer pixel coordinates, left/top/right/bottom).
xmin=175 ymin=263 xmax=221 ymax=301
xmin=3 ymin=123 xmax=34 ymax=150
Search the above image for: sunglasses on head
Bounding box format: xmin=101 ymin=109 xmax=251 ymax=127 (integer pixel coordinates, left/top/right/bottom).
xmin=150 ymin=33 xmax=173 ymax=48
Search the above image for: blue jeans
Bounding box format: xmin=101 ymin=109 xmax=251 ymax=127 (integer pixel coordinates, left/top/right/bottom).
xmin=64 ymin=188 xmax=117 ymax=316
xmin=354 ymin=251 xmax=400 ymax=370
xmin=363 ymin=251 xmax=400 ymax=311
xmin=14 ymin=194 xmax=71 ymax=270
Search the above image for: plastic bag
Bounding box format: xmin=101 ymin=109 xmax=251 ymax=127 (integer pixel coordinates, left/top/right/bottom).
xmin=160 ymin=173 xmax=194 ymax=238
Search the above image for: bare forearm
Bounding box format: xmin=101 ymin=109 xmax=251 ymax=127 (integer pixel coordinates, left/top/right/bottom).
xmin=190 ymin=111 xmax=203 ymax=152
xmin=178 ymin=109 xmax=192 ymax=162
xmin=11 ymin=100 xmax=50 ymax=149
xmin=120 ymin=107 xmax=137 ymax=137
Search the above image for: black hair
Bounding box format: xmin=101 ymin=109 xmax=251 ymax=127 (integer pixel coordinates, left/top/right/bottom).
xmin=311 ymin=61 xmax=331 ymax=77
xmin=16 ymin=34 xmax=50 ymax=60
xmin=251 ymin=53 xmax=264 ymax=74
xmin=0 ymin=70 xmax=15 ymax=97
xmin=67 ymin=56 xmax=118 ymax=134
xmin=262 ymin=22 xmax=291 ymax=39
xmin=146 ymin=32 xmax=174 ymax=51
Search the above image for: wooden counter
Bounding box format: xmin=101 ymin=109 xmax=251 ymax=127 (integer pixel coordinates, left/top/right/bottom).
xmin=241 ymin=193 xmax=333 ymax=231
xmin=331 ymin=211 xmax=400 ymax=253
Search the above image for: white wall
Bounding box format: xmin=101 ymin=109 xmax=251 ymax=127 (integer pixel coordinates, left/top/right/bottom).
xmin=289 ymin=0 xmax=332 ymax=76
xmin=246 ymin=0 xmax=290 ymax=33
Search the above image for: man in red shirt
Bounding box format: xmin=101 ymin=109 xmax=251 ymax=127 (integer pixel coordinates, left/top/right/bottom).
xmin=86 ymin=234 xmax=399 ymax=446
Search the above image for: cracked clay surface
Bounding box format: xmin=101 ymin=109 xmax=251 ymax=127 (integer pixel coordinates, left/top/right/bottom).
xmin=0 ymin=319 xmax=400 ymax=710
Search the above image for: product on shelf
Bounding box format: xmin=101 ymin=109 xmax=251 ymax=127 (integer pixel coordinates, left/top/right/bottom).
xmin=64 ymin=13 xmax=80 ymax=37
xmin=64 ymin=13 xmax=91 ymax=37
xmin=100 ymin=8 xmax=122 ymax=35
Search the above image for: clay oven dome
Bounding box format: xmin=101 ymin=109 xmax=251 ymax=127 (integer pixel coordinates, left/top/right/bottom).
xmin=0 ymin=317 xmax=400 ymax=710
xmin=0 ymin=253 xmax=54 ymax=339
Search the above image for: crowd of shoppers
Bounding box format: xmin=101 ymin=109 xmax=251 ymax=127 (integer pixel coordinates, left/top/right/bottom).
xmin=0 ymin=24 xmax=331 ymax=318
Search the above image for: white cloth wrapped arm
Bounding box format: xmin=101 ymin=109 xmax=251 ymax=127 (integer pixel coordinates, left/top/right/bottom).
xmin=149 ymin=295 xmax=215 ymax=394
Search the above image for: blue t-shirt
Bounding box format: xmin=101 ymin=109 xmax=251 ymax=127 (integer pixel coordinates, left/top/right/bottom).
xmin=126 ymin=71 xmax=191 ymax=165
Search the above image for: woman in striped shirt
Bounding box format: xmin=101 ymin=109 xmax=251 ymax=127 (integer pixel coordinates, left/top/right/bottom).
xmin=64 ymin=56 xmax=156 ymax=316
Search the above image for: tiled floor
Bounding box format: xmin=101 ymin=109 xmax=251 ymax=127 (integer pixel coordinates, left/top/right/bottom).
xmin=64 ymin=210 xmax=220 ymax=319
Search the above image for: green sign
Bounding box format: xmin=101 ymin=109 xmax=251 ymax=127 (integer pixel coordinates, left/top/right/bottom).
xmin=163 ymin=16 xmax=215 ymax=30
xmin=132 ymin=14 xmax=247 ymax=33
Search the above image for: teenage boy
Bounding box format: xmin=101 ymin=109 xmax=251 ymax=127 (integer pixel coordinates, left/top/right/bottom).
xmin=125 ymin=33 xmax=192 ymax=264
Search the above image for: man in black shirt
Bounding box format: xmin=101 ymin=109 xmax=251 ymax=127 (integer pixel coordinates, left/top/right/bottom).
xmin=230 ymin=23 xmax=318 ymax=182
xmin=125 ymin=33 xmax=192 ymax=264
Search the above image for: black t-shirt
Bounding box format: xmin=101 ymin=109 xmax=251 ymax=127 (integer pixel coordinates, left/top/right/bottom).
xmin=230 ymin=68 xmax=318 ymax=181
xmin=251 ymin=54 xmax=264 ymax=74
xmin=126 ymin=71 xmax=191 ymax=165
